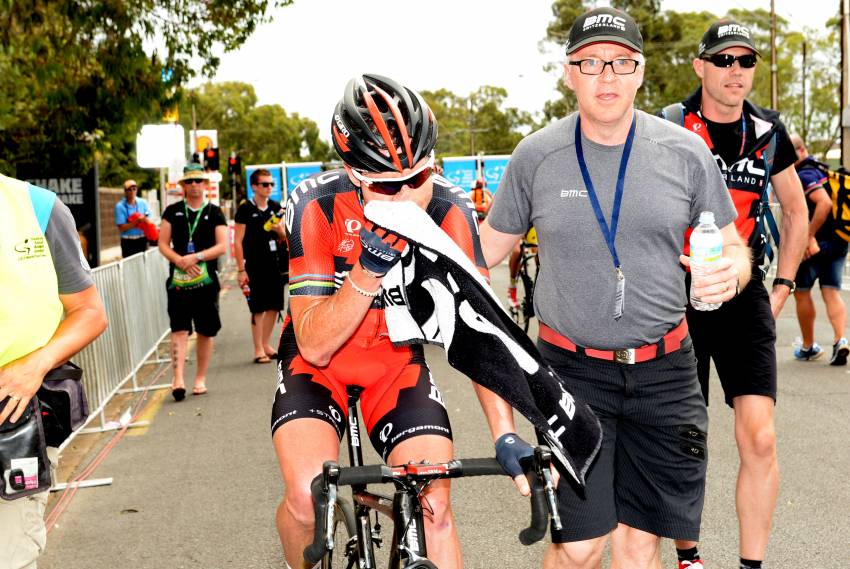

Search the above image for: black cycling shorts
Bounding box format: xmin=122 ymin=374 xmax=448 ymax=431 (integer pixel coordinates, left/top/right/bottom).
xmin=539 ymin=337 xmax=708 ymax=543
xmin=270 ymin=323 xmax=452 ymax=461
xmin=686 ymin=276 xmax=777 ymax=407
xmin=166 ymin=283 xmax=221 ymax=337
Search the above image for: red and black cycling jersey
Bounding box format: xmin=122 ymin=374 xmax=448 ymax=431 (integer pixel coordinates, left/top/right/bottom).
xmin=680 ymin=89 xmax=797 ymax=265
xmin=285 ymin=169 xmax=488 ymax=304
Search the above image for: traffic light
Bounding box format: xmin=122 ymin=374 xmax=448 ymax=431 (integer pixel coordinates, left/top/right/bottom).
xmin=203 ymin=147 xmax=220 ymax=171
xmin=227 ymin=153 xmax=242 ymax=177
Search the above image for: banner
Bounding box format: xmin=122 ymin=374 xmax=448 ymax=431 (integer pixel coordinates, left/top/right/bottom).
xmin=245 ymin=164 xmax=284 ymax=203
xmin=18 ymin=166 xmax=101 ymax=267
xmin=284 ymin=162 xmax=323 ymax=195
xmin=442 ymin=157 xmax=478 ymax=191
xmin=482 ymin=155 xmax=510 ymax=193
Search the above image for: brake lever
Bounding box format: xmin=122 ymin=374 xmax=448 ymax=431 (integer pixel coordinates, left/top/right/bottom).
xmin=323 ymin=462 xmax=340 ymax=550
xmin=534 ymin=446 xmax=562 ymax=531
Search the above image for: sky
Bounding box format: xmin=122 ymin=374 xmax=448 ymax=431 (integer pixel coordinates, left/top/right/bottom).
xmin=206 ymin=0 xmax=836 ymax=143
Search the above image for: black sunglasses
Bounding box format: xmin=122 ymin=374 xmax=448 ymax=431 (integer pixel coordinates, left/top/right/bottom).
xmin=256 ymin=182 xmax=275 ymax=188
xmin=125 ymin=185 xmax=137 ymax=191
xmin=183 ymin=178 xmax=205 ymax=185
xmin=701 ymin=53 xmax=757 ymax=69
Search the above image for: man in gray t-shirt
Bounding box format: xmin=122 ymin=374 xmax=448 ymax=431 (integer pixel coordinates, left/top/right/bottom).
xmin=477 ymin=7 xmax=751 ymax=569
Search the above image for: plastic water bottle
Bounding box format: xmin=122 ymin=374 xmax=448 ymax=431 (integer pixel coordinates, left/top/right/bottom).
xmin=690 ymin=211 xmax=723 ymax=311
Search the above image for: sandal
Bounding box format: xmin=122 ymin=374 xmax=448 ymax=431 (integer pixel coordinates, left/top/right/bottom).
xmin=192 ymin=386 xmax=208 ymax=396
xmin=253 ymin=355 xmax=271 ymax=364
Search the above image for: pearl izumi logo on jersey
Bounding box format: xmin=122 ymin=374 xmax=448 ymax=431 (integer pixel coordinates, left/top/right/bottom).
xmin=583 ymin=14 xmax=626 ymax=31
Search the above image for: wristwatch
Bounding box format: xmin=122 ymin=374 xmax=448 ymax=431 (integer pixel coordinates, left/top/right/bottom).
xmin=772 ymin=277 xmax=796 ymax=293
xmin=195 ymin=251 xmax=205 ymax=262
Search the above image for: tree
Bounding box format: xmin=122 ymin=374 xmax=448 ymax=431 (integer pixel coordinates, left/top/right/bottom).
xmin=422 ymin=86 xmax=534 ymax=157
xmin=0 ymin=1 xmax=289 ymax=181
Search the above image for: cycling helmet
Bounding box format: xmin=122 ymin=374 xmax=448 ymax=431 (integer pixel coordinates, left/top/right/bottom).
xmin=332 ymin=74 xmax=438 ymax=174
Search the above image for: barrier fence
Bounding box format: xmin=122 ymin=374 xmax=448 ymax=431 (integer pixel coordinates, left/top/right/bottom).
xmin=68 ymin=248 xmax=171 ymax=445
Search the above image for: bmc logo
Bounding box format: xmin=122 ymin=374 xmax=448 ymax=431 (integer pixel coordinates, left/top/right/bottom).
xmin=584 ymin=14 xmax=626 ymax=31
xmin=717 ymin=24 xmax=751 ymax=38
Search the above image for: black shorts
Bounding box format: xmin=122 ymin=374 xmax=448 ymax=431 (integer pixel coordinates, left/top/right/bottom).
xmin=270 ymin=323 xmax=452 ymax=461
xmin=166 ymin=283 xmax=221 ymax=337
xmin=686 ymin=276 xmax=777 ymax=407
xmin=539 ymin=338 xmax=707 ymax=543
xmin=245 ymin=265 xmax=285 ymax=314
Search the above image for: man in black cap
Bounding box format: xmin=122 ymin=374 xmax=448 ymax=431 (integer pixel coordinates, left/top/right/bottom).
xmin=480 ymin=7 xmax=748 ymax=569
xmin=661 ymin=19 xmax=807 ymax=569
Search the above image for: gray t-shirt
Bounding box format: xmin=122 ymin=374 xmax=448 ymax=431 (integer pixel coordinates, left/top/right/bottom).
xmin=488 ymin=110 xmax=736 ymax=349
xmin=46 ymin=197 xmax=94 ymax=294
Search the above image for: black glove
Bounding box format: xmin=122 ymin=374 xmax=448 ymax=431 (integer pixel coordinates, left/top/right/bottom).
xmin=359 ymin=223 xmax=407 ymax=276
xmin=495 ymin=432 xmax=534 ymax=478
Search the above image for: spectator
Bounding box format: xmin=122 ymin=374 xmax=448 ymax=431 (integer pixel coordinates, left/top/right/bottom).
xmin=790 ymin=133 xmax=850 ymax=364
xmin=115 ymin=179 xmax=152 ymax=258
xmin=469 ymin=177 xmax=494 ymax=222
xmin=479 ymin=8 xmax=746 ymax=568
xmin=157 ymin=164 xmax=227 ymax=401
xmin=234 ymin=169 xmax=287 ymax=363
xmin=0 ymin=172 xmax=107 ymax=568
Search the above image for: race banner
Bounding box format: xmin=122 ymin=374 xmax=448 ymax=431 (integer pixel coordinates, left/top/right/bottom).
xmin=284 ymin=162 xmax=323 ymax=195
xmin=442 ymin=157 xmax=478 ymax=191
xmin=482 ymin=155 xmax=510 ymax=193
xmin=245 ymin=164 xmax=284 ymax=203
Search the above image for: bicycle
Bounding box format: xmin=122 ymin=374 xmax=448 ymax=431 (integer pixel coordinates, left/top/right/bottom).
xmin=511 ymin=241 xmax=538 ymax=332
xmin=304 ymin=386 xmax=561 ymax=569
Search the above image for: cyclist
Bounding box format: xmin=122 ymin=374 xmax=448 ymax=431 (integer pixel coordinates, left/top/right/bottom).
xmin=507 ymin=227 xmax=537 ymax=312
xmin=664 ymin=20 xmax=807 ymax=569
xmin=271 ymin=74 xmax=525 ymax=569
xmin=469 ymin=177 xmax=494 ymax=222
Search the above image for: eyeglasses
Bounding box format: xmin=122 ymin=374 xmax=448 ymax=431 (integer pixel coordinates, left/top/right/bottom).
xmin=568 ymin=58 xmax=641 ymax=75
xmin=700 ymin=53 xmax=757 ymax=69
xmin=256 ymin=182 xmax=275 ymax=188
xmin=182 ymin=178 xmax=206 ymax=185
xmin=350 ymin=154 xmax=435 ymax=195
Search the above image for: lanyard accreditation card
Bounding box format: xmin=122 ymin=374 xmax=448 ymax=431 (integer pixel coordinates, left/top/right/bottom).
xmin=574 ymin=114 xmax=636 ymax=320
xmin=184 ymin=201 xmax=207 ymax=254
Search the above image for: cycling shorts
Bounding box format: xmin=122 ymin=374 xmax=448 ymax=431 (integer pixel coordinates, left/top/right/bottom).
xmin=270 ymin=321 xmax=453 ymax=461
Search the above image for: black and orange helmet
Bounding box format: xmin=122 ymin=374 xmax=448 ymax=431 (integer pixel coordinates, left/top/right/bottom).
xmin=332 ymin=74 xmax=438 ymax=174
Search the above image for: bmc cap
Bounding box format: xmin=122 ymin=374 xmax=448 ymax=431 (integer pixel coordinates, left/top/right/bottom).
xmin=699 ymin=20 xmax=760 ymax=57
xmin=565 ymin=7 xmax=643 ymax=55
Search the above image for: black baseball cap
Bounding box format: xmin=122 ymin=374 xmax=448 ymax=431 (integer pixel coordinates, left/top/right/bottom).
xmin=699 ymin=20 xmax=760 ymax=57
xmin=565 ymin=7 xmax=643 ymax=55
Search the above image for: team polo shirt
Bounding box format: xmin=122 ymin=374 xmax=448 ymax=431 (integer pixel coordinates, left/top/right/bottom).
xmin=234 ymin=199 xmax=285 ymax=272
xmin=161 ymin=200 xmax=227 ymax=285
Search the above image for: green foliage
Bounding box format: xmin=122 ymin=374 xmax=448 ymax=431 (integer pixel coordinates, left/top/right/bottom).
xmin=0 ymin=0 xmax=289 ymax=183
xmin=422 ymin=86 xmax=534 ymax=157
xmin=542 ymin=1 xmax=839 ymax=156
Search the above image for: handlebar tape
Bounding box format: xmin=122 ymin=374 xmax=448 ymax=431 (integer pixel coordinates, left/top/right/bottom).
xmin=518 ymin=472 xmax=549 ymax=545
xmin=303 ymin=475 xmax=329 ymax=564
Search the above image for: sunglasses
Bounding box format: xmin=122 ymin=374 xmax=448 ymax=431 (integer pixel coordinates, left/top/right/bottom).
xmin=351 ymin=154 xmax=435 ymax=195
xmin=183 ymin=178 xmax=206 ymax=185
xmin=256 ymin=182 xmax=275 ymax=188
xmin=701 ymin=53 xmax=757 ymax=69
xmin=125 ymin=185 xmax=137 ymax=191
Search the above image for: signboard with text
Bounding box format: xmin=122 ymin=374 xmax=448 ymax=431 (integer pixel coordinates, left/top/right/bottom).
xmin=442 ymin=157 xmax=478 ymax=190
xmin=18 ymin=166 xmax=101 ymax=267
xmin=482 ymin=155 xmax=510 ymax=192
xmin=284 ymin=162 xmax=323 ymax=195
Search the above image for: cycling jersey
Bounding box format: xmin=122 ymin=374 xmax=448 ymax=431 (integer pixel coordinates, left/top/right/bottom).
xmin=677 ymin=89 xmax=797 ymax=266
xmin=273 ymin=170 xmax=487 ymax=456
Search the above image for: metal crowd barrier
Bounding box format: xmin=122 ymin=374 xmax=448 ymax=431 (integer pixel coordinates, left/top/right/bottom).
xmin=68 ymin=248 xmax=171 ymax=443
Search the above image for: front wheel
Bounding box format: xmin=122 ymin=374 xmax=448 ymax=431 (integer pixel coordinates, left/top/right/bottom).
xmin=322 ymin=497 xmax=358 ymax=569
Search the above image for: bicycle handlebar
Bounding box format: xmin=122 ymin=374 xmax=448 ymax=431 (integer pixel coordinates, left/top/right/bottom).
xmin=304 ymin=447 xmax=559 ymax=564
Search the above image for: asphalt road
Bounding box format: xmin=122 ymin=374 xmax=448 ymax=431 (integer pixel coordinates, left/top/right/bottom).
xmin=40 ymin=264 xmax=850 ymax=568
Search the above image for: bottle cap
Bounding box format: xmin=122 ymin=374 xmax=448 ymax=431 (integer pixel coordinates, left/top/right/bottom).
xmin=698 ymin=211 xmax=715 ymax=225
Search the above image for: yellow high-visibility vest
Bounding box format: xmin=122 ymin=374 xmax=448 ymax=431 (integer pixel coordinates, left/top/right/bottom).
xmin=0 ymin=173 xmax=64 ymax=367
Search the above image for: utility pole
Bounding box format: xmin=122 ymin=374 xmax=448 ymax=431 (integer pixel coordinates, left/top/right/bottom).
xmin=841 ymin=0 xmax=850 ymax=168
xmin=770 ymin=0 xmax=778 ymax=110
xmin=802 ymin=40 xmax=808 ymax=141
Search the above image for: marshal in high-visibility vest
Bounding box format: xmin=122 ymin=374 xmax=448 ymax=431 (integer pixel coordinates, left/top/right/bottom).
xmin=0 ymin=174 xmax=64 ymax=367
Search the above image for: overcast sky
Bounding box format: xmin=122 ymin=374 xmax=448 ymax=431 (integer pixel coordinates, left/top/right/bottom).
xmin=205 ymin=0 xmax=835 ymax=142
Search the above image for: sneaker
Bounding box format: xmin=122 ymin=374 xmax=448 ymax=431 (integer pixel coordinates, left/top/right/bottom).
xmin=830 ymin=337 xmax=850 ymax=366
xmin=794 ymin=343 xmax=824 ymax=361
xmin=678 ymin=560 xmax=705 ymax=569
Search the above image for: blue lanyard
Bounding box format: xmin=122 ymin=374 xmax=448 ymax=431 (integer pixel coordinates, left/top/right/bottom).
xmin=574 ymin=114 xmax=636 ymax=271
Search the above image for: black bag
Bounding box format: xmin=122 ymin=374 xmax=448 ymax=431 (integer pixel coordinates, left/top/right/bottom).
xmin=38 ymin=362 xmax=89 ymax=448
xmin=0 ymin=398 xmax=52 ymax=500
